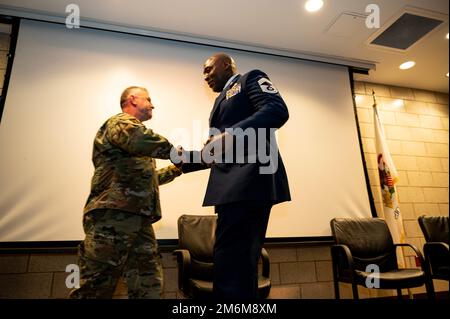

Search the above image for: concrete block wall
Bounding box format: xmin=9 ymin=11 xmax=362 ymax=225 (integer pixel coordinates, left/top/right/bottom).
xmin=264 ymin=245 xmax=334 ymax=299
xmin=2 ymin=241 xmax=446 ymax=299
xmin=354 ymin=81 xmax=449 ymax=296
xmin=0 ymin=246 xmax=336 ymax=299
xmin=0 ymin=31 xmax=10 ymax=91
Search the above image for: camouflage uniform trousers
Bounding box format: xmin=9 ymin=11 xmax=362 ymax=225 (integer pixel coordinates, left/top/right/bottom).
xmin=69 ymin=209 xmax=163 ymax=299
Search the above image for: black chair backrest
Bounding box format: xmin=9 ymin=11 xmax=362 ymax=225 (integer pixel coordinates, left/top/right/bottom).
xmin=178 ymin=215 xmax=217 ymax=280
xmin=330 ymin=217 xmax=398 ymax=272
xmin=418 ymin=216 xmax=449 ymax=244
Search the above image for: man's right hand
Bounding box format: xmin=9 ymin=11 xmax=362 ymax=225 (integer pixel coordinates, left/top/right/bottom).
xmin=170 ymin=145 xmax=186 ymax=167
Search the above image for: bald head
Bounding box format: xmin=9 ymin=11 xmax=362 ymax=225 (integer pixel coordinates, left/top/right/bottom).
xmin=211 ymin=53 xmax=237 ymax=73
xmin=203 ymin=53 xmax=237 ymax=92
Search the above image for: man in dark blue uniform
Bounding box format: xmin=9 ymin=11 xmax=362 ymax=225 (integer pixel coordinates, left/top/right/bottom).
xmin=182 ymin=53 xmax=290 ymax=298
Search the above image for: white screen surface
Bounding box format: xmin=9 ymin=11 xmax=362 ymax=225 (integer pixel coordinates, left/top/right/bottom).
xmin=0 ymin=20 xmax=371 ymax=241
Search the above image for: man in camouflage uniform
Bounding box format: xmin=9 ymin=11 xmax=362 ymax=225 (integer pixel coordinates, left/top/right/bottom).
xmin=70 ymin=86 xmax=182 ymax=299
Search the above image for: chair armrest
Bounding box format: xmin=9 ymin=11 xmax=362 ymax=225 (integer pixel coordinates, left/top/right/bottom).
xmin=331 ymin=244 xmax=355 ymax=267
xmin=394 ymin=243 xmax=429 ymax=274
xmin=261 ymin=248 xmax=270 ymax=278
xmin=331 ymin=244 xmax=355 ymax=281
xmin=424 ymin=242 xmax=449 ymax=254
xmin=173 ymin=249 xmax=191 ymax=291
xmin=423 ymin=242 xmax=450 ymax=277
xmin=394 ymin=243 xmax=425 ymax=265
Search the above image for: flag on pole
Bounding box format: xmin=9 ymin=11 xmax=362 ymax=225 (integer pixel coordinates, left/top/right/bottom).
xmin=372 ymin=91 xmax=407 ymax=268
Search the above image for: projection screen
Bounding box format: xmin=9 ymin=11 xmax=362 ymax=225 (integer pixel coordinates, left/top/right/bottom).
xmin=0 ymin=19 xmax=372 ymax=242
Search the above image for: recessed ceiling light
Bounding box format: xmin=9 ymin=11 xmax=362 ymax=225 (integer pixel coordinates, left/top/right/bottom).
xmin=399 ymin=61 xmax=416 ymax=70
xmin=305 ymin=0 xmax=324 ymax=12
xmin=446 ymin=33 xmax=449 ymax=39
xmin=446 ymin=73 xmax=449 ymax=78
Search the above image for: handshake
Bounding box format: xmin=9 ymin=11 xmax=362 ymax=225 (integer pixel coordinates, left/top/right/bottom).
xmin=170 ymin=131 xmax=233 ymax=168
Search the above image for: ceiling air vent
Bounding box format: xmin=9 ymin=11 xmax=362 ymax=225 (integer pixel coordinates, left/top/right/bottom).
xmin=367 ymin=7 xmax=446 ymax=52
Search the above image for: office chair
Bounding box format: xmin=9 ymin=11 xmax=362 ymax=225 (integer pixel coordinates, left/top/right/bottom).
xmin=173 ymin=214 xmax=271 ymax=298
xmin=418 ymin=215 xmax=449 ymax=290
xmin=330 ymin=217 xmax=435 ymax=299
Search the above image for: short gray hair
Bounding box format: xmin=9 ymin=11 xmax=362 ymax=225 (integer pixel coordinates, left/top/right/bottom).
xmin=120 ymin=86 xmax=148 ymax=108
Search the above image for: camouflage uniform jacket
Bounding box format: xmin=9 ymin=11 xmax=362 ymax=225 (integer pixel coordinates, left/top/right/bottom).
xmin=84 ymin=113 xmax=182 ymax=222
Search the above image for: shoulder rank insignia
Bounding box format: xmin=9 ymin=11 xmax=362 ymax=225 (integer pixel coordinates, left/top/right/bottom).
xmin=258 ymin=78 xmax=278 ymax=94
xmin=226 ymin=83 xmax=241 ymax=100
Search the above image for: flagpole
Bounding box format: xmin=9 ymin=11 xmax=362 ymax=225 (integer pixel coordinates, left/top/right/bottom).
xmin=372 ymin=90 xmax=414 ymax=299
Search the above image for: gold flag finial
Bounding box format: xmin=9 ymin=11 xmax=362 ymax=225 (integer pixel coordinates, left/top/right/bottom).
xmin=372 ymin=90 xmax=377 ymax=107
